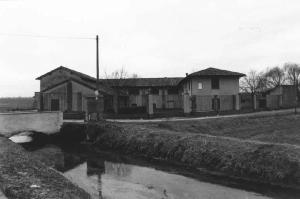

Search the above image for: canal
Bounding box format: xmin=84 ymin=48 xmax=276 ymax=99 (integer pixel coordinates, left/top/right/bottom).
xmin=10 ymin=133 xmax=300 ymax=199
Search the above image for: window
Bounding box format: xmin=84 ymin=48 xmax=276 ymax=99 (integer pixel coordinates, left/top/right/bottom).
xmin=151 ymin=88 xmax=159 ymax=95
xmin=168 ymin=87 xmax=178 ymax=94
xmin=198 ymin=82 xmax=203 ymax=89
xmin=128 ymin=88 xmax=139 ymax=95
xmin=211 ymin=77 xmax=220 ymax=89
xmin=153 ymin=103 xmax=156 ymax=110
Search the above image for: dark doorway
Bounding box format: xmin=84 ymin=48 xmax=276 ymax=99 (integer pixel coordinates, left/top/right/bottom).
xmin=51 ymin=99 xmax=60 ymax=111
xmin=212 ymin=97 xmax=220 ymax=111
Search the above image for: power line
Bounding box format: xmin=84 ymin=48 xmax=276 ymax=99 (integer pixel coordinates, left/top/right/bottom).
xmin=0 ymin=33 xmax=95 ymax=40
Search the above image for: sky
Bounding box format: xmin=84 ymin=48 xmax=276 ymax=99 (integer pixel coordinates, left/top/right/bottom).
xmin=1 ymin=0 xmax=300 ymax=97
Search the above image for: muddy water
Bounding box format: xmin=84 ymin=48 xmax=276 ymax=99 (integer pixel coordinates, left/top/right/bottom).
xmin=12 ymin=133 xmax=299 ymax=199
xmin=64 ymin=161 xmax=270 ymax=199
xmin=36 ymin=146 xmax=299 ymax=199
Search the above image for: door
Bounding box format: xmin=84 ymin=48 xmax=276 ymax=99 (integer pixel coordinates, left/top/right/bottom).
xmin=51 ymin=99 xmax=60 ymax=111
xmin=212 ymin=97 xmax=220 ymax=111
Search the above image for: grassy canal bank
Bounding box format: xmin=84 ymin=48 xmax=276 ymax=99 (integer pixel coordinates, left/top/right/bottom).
xmin=0 ymin=137 xmax=91 ymax=199
xmin=66 ymin=113 xmax=300 ymax=190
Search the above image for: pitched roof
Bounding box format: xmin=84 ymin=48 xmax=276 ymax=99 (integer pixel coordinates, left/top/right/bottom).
xmin=102 ymin=77 xmax=183 ymax=87
xmin=37 ymin=66 xmax=183 ymax=87
xmin=188 ymin=67 xmax=245 ymax=77
xmin=41 ymin=78 xmax=115 ymax=95
xmin=37 ymin=66 xmax=183 ymax=94
xmin=36 ymin=66 xmax=96 ymax=81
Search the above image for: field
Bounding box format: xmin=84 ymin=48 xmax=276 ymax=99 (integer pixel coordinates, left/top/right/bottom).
xmin=0 ymin=97 xmax=35 ymax=112
xmin=84 ymin=112 xmax=300 ymax=189
xmin=140 ymin=113 xmax=300 ymax=146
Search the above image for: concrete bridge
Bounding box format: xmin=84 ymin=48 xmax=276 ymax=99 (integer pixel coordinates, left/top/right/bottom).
xmin=0 ymin=111 xmax=63 ymax=137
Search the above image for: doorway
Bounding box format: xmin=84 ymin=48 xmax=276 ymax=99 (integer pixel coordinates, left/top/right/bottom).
xmin=51 ymin=99 xmax=60 ymax=111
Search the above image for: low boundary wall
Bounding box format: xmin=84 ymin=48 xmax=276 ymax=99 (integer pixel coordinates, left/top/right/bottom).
xmin=0 ymin=111 xmax=63 ymax=136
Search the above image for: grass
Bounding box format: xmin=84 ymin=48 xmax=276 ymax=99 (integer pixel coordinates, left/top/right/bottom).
xmin=90 ymin=121 xmax=300 ymax=188
xmin=0 ymin=137 xmax=91 ymax=199
xmin=81 ymin=113 xmax=300 ymax=189
xmin=0 ymin=97 xmax=35 ymax=112
xmin=139 ymin=113 xmax=300 ymax=146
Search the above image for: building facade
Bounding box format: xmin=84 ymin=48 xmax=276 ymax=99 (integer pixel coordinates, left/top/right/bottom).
xmin=35 ymin=66 xmax=114 ymax=113
xmin=104 ymin=78 xmax=183 ymax=111
xmin=265 ymin=85 xmax=297 ymax=109
xmin=178 ymin=68 xmax=245 ymax=112
xmin=35 ymin=66 xmax=246 ymax=116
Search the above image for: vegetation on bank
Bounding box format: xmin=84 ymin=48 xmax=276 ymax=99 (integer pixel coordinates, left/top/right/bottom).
xmin=73 ymin=114 xmax=300 ymax=189
xmin=142 ymin=113 xmax=300 ymax=145
xmin=0 ymin=137 xmax=91 ymax=199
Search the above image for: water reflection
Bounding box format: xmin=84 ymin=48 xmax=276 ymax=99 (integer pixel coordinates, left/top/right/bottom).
xmin=26 ymin=145 xmax=300 ymax=199
xmin=59 ymin=155 xmax=270 ymax=199
xmin=9 ymin=132 xmax=33 ymax=143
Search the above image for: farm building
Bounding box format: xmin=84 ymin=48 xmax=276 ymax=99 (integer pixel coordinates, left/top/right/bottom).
xmin=35 ymin=66 xmax=246 ymax=117
xmin=239 ymin=85 xmax=299 ymax=111
xmin=265 ymin=85 xmax=298 ymax=109
xmin=104 ymin=78 xmax=183 ymax=111
xmin=178 ymin=68 xmax=245 ymax=112
xmin=35 ymin=66 xmax=115 ymax=114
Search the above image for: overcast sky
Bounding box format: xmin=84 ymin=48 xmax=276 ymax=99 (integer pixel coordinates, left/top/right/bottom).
xmin=1 ymin=0 xmax=300 ymax=97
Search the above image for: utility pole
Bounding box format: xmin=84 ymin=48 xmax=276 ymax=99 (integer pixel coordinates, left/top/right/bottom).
xmin=96 ymin=35 xmax=100 ymax=120
xmin=96 ymin=35 xmax=99 ymax=97
xmin=295 ymin=76 xmax=298 ymax=114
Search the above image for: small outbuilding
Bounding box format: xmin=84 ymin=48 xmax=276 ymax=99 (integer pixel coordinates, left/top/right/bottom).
xmin=265 ymin=85 xmax=297 ymax=109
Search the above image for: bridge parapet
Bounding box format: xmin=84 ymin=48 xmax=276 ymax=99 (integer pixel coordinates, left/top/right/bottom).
xmin=0 ymin=111 xmax=63 ymax=136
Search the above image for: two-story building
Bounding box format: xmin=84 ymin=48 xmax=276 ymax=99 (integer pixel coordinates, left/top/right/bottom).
xmin=178 ymin=67 xmax=245 ymax=112
xmin=35 ymin=66 xmax=245 ymax=116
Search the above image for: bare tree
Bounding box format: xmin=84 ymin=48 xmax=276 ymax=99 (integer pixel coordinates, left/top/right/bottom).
xmin=108 ymin=67 xmax=128 ymax=79
xmin=284 ymin=63 xmax=300 ymax=85
xmin=104 ymin=67 xmax=140 ymax=86
xmin=103 ymin=68 xmax=140 ymax=113
xmin=240 ymin=70 xmax=267 ymax=94
xmin=131 ymin=73 xmax=139 ymax=78
xmin=264 ymin=66 xmax=285 ymax=88
xmin=284 ymin=62 xmax=300 ymax=113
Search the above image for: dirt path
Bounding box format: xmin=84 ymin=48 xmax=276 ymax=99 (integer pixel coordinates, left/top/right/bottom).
xmin=108 ymin=108 xmax=300 ymax=123
xmin=187 ymin=129 xmax=300 ymax=149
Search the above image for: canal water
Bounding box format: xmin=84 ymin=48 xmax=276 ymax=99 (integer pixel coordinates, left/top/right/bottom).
xmin=11 ymin=134 xmax=300 ymax=199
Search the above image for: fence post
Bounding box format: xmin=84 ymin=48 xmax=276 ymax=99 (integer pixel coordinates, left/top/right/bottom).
xmin=253 ymin=94 xmax=257 ymax=110
xmin=235 ymin=94 xmax=240 ymax=111
xmin=147 ymin=94 xmax=154 ymax=117
xmin=279 ymin=95 xmax=283 ymax=108
xmin=183 ymin=94 xmax=191 ymax=114
xmin=113 ymin=94 xmax=118 ymax=114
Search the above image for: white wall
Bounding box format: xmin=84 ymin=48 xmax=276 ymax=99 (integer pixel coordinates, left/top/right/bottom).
xmin=0 ymin=111 xmax=63 ymax=136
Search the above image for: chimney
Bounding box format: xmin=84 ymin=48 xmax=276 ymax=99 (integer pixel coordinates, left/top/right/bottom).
xmin=186 ymin=73 xmax=189 ymax=77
